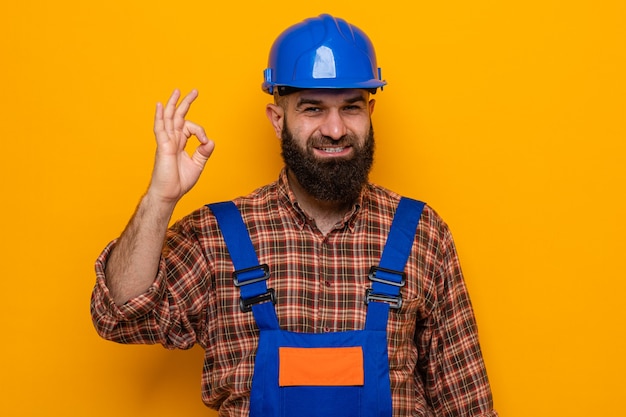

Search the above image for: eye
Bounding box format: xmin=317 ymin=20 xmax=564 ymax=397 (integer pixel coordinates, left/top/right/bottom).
xmin=303 ymin=106 xmax=321 ymax=113
xmin=343 ymin=104 xmax=364 ymax=112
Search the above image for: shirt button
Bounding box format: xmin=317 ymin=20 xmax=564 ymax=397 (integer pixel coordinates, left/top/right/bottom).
xmin=324 ymin=326 xmax=331 ymax=332
xmin=325 ymin=280 xmax=332 ymax=287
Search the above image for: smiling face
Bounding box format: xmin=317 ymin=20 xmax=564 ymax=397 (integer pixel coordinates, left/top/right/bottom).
xmin=266 ymin=89 xmax=377 ymax=204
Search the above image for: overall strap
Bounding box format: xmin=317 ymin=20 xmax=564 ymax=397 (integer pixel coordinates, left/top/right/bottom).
xmin=208 ymin=202 xmax=280 ymax=330
xmin=365 ymin=197 xmax=425 ymax=331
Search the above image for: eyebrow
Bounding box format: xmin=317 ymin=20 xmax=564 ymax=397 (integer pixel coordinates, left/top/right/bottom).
xmin=295 ymin=93 xmax=367 ymax=108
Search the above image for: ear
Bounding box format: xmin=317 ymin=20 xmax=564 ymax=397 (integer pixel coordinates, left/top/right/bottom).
xmin=368 ymin=98 xmax=376 ymax=115
xmin=266 ymin=103 xmax=285 ymax=138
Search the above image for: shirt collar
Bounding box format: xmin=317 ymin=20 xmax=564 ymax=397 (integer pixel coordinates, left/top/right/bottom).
xmin=277 ymin=167 xmax=366 ymax=233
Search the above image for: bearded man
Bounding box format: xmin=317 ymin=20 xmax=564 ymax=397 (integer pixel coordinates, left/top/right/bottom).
xmin=91 ymin=14 xmax=497 ymax=417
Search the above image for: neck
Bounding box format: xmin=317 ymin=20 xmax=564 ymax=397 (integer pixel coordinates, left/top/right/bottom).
xmin=287 ymin=170 xmax=354 ymax=234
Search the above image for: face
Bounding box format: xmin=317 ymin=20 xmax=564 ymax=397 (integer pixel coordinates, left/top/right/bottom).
xmin=267 ymin=89 xmax=376 ymax=204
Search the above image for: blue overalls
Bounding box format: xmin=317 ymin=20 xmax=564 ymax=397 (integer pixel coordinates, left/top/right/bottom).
xmin=209 ymin=197 xmax=425 ymax=417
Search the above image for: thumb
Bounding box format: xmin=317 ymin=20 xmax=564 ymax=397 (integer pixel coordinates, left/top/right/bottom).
xmin=191 ymin=140 xmax=215 ymax=168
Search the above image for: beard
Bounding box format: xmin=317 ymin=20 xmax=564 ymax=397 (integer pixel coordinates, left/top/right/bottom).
xmin=281 ymin=121 xmax=375 ymax=205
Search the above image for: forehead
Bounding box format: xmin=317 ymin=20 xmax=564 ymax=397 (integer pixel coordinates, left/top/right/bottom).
xmin=289 ymin=88 xmax=369 ymax=105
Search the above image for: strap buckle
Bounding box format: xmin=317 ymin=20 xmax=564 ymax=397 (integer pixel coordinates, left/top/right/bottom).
xmin=364 ymin=288 xmax=403 ymax=309
xmin=368 ymin=266 xmax=406 ymax=287
xmin=232 ymin=264 xmax=270 ymax=287
xmin=239 ymin=288 xmax=276 ymax=313
xmin=232 ymin=264 xmax=275 ymax=313
xmin=365 ymin=266 xmax=405 ymax=309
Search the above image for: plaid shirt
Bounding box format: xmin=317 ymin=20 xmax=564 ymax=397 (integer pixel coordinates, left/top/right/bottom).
xmin=91 ymin=169 xmax=497 ymax=417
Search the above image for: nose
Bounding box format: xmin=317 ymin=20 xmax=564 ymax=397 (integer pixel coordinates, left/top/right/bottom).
xmin=318 ymin=110 xmax=347 ymax=140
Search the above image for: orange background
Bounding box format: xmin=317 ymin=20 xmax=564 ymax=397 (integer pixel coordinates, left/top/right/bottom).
xmin=1 ymin=1 xmax=625 ymax=416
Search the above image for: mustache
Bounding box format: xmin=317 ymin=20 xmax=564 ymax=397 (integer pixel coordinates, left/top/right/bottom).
xmin=309 ymin=135 xmax=357 ymax=148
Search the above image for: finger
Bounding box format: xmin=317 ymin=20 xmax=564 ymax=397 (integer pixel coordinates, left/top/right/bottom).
xmin=154 ymin=102 xmax=164 ymax=133
xmin=153 ymin=103 xmax=165 ymax=142
xmin=173 ymin=89 xmax=199 ymax=131
xmin=191 ymin=140 xmax=215 ymax=168
xmin=182 ymin=120 xmax=209 ymax=144
xmin=163 ymin=89 xmax=181 ymax=134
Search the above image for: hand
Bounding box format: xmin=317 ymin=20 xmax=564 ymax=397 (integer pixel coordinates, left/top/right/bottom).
xmin=148 ymin=89 xmax=215 ymax=204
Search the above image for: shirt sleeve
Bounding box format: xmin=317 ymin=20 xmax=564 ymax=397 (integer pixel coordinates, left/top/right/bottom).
xmin=415 ymin=223 xmax=498 ymax=417
xmin=90 ymin=215 xmax=213 ymax=350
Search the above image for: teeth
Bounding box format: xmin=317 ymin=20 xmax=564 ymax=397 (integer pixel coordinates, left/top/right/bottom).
xmin=321 ymin=147 xmax=344 ymax=153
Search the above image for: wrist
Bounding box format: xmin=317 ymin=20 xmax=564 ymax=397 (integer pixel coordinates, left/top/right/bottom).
xmin=141 ymin=190 xmax=178 ymax=220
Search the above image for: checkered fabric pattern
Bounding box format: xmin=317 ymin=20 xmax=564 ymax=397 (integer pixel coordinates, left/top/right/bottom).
xmin=91 ymin=169 xmax=497 ymax=417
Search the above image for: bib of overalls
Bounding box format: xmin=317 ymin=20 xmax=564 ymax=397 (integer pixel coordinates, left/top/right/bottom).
xmin=209 ymin=198 xmax=425 ymax=417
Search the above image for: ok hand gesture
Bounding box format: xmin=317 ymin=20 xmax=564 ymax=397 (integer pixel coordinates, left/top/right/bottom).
xmin=148 ymin=89 xmax=215 ymax=204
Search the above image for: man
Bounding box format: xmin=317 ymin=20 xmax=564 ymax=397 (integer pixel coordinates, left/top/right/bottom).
xmin=91 ymin=14 xmax=497 ymax=417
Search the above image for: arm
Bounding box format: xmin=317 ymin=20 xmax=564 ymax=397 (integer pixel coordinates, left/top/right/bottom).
xmin=417 ymin=225 xmax=497 ymax=417
xmin=105 ymin=89 xmax=215 ymax=305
